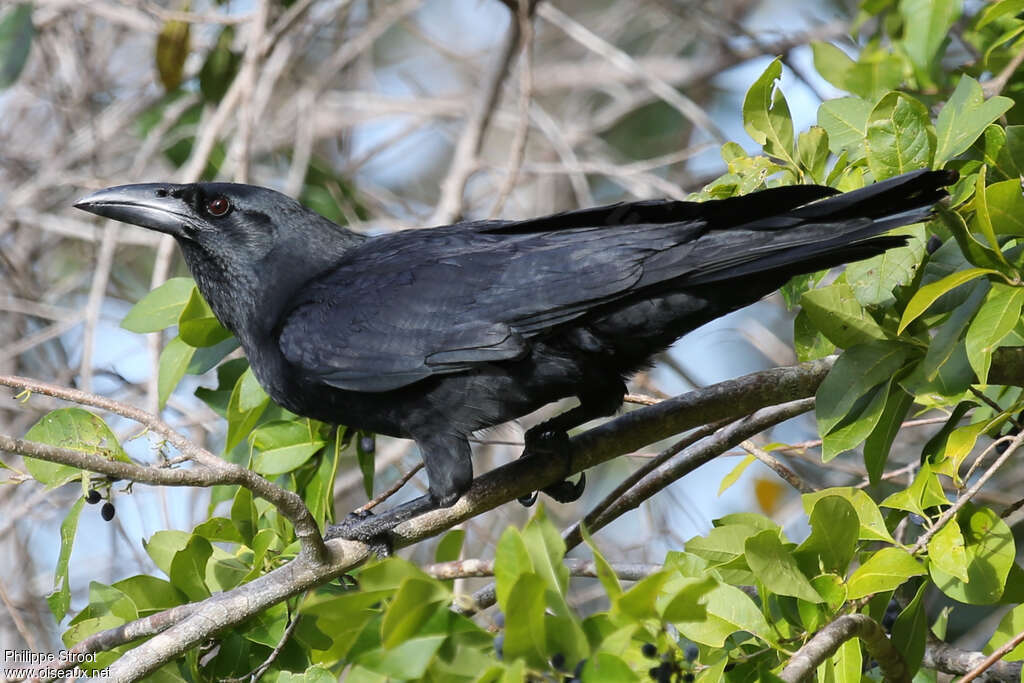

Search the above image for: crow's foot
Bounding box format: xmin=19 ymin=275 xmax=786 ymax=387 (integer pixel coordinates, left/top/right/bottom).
xmin=517 ymin=428 xmax=586 ymax=506
xmin=325 ymin=510 xmax=393 ymax=557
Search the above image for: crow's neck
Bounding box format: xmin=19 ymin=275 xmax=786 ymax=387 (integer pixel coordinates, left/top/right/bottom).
xmin=180 ymin=229 xmax=365 ymax=350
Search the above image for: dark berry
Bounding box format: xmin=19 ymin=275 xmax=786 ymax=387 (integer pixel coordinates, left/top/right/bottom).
xmin=101 ymin=502 xmax=116 ymax=521
xmin=683 ymin=675 xmax=695 ymax=682
xmin=926 ymin=235 xmax=942 ymax=254
xmin=550 ymin=652 xmax=565 ymax=670
xmin=493 ymin=611 xmax=505 ymax=628
xmin=359 ymin=435 xmax=375 ymax=454
xmin=649 ymin=667 xmax=661 ymax=680
xmin=85 ymin=489 xmax=101 ymax=504
xmin=684 ymin=643 xmax=698 ymax=661
xmin=642 ymin=642 xmax=658 ymax=658
xmin=493 ymin=633 xmax=503 ymax=660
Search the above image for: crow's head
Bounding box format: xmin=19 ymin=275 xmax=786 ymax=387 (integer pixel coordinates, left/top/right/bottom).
xmin=75 ymin=182 xmax=362 ymax=334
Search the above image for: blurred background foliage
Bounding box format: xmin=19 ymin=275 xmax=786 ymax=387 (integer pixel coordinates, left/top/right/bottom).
xmin=2 ymin=0 xmax=1024 ymax=679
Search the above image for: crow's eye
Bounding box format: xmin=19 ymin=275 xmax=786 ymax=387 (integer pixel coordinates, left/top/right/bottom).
xmin=207 ymin=196 xmax=231 ymax=217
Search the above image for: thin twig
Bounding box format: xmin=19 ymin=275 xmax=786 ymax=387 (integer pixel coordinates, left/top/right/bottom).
xmin=741 ymin=440 xmax=813 ymax=494
xmin=356 ymin=462 xmax=425 ymax=513
xmin=489 ymin=0 xmax=535 ymax=217
xmin=0 ymin=375 xmax=327 ymax=562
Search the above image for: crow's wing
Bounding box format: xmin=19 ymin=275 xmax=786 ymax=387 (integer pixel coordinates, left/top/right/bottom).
xmin=277 ymin=170 xmax=949 ymax=392
xmin=276 ymin=216 xmax=705 ymax=392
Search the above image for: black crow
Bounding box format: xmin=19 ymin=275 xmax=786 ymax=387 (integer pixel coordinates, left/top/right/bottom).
xmin=75 ymin=169 xmax=955 ymax=544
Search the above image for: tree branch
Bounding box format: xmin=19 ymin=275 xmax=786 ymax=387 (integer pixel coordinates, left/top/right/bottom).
xmin=781 ymin=614 xmax=909 ymax=683
xmin=0 ymin=375 xmax=327 ymax=562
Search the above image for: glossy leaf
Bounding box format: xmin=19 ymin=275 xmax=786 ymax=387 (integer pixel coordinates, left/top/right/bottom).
xmin=121 ymin=277 xmax=195 ymax=333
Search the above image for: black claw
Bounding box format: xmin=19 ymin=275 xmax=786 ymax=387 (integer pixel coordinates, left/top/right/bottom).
xmin=325 ymin=510 xmax=393 ymax=556
xmin=519 ymin=428 xmax=585 ymax=505
xmin=517 ymin=491 xmax=539 ymax=507
xmin=541 ymin=471 xmax=586 ymax=503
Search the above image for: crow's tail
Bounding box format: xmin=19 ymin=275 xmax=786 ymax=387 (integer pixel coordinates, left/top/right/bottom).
xmin=680 ymin=169 xmax=957 ymax=286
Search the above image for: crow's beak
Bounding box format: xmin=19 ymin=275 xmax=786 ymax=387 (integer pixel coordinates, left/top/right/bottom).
xmin=74 ymin=184 xmax=193 ymax=238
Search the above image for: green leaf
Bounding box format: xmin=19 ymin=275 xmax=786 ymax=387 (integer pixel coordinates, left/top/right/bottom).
xmin=899 ymin=0 xmax=961 ymax=80
xmin=816 ymin=341 xmax=910 ymax=437
xmin=970 ymin=166 xmax=1008 ymax=260
xmin=891 ymin=581 xmax=927 ymax=677
xmin=582 ymin=525 xmax=621 ymax=600
xmin=143 ymin=529 xmax=190 ymax=576
xmin=898 ymin=267 xmax=1000 ymax=333
xmin=178 ymin=288 xmax=233 ymax=347
xmin=157 ymin=336 xmax=195 ymax=409
xmin=199 ymin=26 xmax=241 ymax=103
xmin=846 ymin=546 xmax=925 ymax=599
xmin=121 ymin=278 xmax=195 ymax=333
xmin=225 ymin=367 xmax=269 ymax=453
xmin=831 ymin=637 xmax=862 ymax=683
xmin=578 ymin=653 xmax=640 ymax=683
xmin=880 ymin=462 xmax=949 ymax=517
xmin=112 ymin=575 xmax=184 ymax=615
xmin=921 ymin=279 xmax=988 ymax=381
xmin=46 ymin=496 xmax=84 ymax=621
xmin=986 ymin=603 xmax=1024 ymax=661
xmin=0 ymin=4 xmax=32 ymax=90
xmin=795 ymin=495 xmax=858 ymax=576
xmin=928 ymin=517 xmax=968 ymax=582
xmin=978 ymin=0 xmax=1024 ymax=28
xmin=381 ymin=577 xmax=449 ymax=649
xmin=937 ymin=203 xmax=1008 ymax=271
xmin=616 ymin=570 xmax=672 ymax=620
xmin=810 ymin=41 xmax=855 ymax=92
xmin=685 ymin=524 xmax=763 ymax=585
xmin=793 ymin=309 xmax=835 ymax=362
xmin=155 ymin=19 xmax=190 ymax=92
xmin=934 ymin=76 xmax=1014 ymax=166
xmin=744 ymin=530 xmax=821 ymax=602
xmin=24 ymin=408 xmax=130 ymax=488
xmin=434 ymin=529 xmax=465 ymax=564
xmin=168 ymin=535 xmax=213 ymax=602
xmin=494 ymin=527 xmax=532 ymax=610
xmin=669 ymin=579 xmax=774 ymax=647
xmin=821 ymin=378 xmax=892 ymax=461
xmin=865 ymin=91 xmax=935 ymax=180
xmin=966 ymin=283 xmax=1024 ymax=382
xmin=980 ymin=179 xmax=1024 ymax=237
xmin=802 ymin=488 xmax=894 ymax=542
xmin=818 ymin=96 xmax=873 ymax=160
xmin=846 ymin=225 xmax=927 ymax=307
xmin=742 ymin=58 xmax=796 ymax=168
xmin=718 ymin=454 xmax=755 ymax=494
xmin=356 ymin=432 xmax=374 ymax=499
xmin=796 ymin=126 xmax=829 ymax=182
xmin=929 ymin=505 xmax=1015 ymax=604
xmin=502 ymin=574 xmax=547 ymax=668
xmin=250 ymin=419 xmax=326 ymax=476
xmin=863 ymin=383 xmax=913 ymax=484
xmin=354 ymin=632 xmax=447 ymax=679
xmin=521 ymin=507 xmax=571 ymax=604
xmin=843 ymin=52 xmax=906 ymax=100
xmin=801 ymin=281 xmax=890 ymax=348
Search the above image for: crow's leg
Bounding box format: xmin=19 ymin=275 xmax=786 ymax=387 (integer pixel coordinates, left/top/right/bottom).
xmin=519 ymin=379 xmax=626 ymax=506
xmin=326 ymin=433 xmax=472 ymax=555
